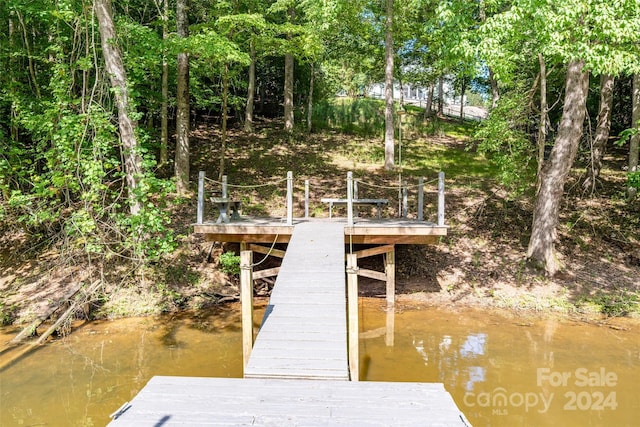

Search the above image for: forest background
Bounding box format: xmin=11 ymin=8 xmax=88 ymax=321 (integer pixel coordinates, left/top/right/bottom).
xmin=0 ymin=0 xmax=639 ymax=325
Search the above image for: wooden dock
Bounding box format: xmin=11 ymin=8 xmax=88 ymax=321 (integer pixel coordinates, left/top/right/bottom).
xmin=108 ymin=222 xmax=470 ymax=426
xmin=108 ymin=376 xmax=469 ymax=426
xmin=244 ymin=222 xmax=348 ymax=380
xmin=107 ymin=173 xmax=470 ymax=425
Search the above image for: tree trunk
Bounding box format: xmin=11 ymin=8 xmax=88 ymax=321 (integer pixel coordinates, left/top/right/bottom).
xmin=583 ymin=74 xmax=614 ymax=195
xmin=383 ymin=0 xmax=395 ymax=170
xmin=244 ymin=39 xmax=256 ymax=133
xmin=8 ymin=14 xmax=18 ymax=142
xmin=159 ymin=0 xmax=169 ymax=166
xmin=437 ymin=76 xmax=444 ymax=116
xmin=284 ymin=53 xmax=294 ymax=132
xmin=283 ymin=7 xmax=295 ymax=133
xmin=537 ymin=53 xmax=548 ymax=186
xmin=307 ymin=63 xmax=314 ymax=133
xmin=527 ymin=60 xmax=589 ymax=275
xmin=175 ymin=0 xmax=190 ymax=195
xmin=459 ymin=80 xmax=466 ymax=121
xmin=219 ymin=63 xmax=229 ymax=181
xmin=16 ymin=11 xmax=41 ymax=99
xmin=479 ymin=0 xmax=500 ymax=110
xmin=489 ymin=67 xmax=500 ymax=110
xmin=629 ymin=73 xmax=640 ymax=200
xmin=94 ymin=0 xmax=143 ymax=215
xmin=424 ymin=82 xmax=434 ymax=119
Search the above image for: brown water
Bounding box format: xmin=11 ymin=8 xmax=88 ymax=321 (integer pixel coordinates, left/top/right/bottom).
xmin=0 ymin=300 xmax=638 ymax=427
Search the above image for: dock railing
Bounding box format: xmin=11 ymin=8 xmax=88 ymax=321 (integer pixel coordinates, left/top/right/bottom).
xmin=196 ymin=171 xmax=294 ymax=225
xmin=196 ymin=170 xmax=445 ymax=226
xmin=342 ymin=171 xmax=445 ymax=226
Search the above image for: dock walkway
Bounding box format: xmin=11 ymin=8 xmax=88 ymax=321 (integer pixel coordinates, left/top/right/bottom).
xmin=244 ymin=222 xmax=349 ymax=380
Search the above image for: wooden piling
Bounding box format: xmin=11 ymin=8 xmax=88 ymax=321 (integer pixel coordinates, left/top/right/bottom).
xmin=385 ymin=305 xmax=395 ymax=347
xmin=385 ymin=246 xmax=395 ymax=307
xmin=304 ymin=179 xmax=309 ymax=218
xmin=438 ymin=172 xmax=445 ymax=226
xmin=240 ymin=250 xmax=254 ymax=370
xmin=197 ymin=171 xmax=205 ymax=224
xmin=286 ymin=171 xmax=293 ymax=225
xmin=347 ymin=253 xmax=359 ymax=381
xmin=401 ymin=183 xmax=408 ymax=218
xmin=222 ymin=175 xmax=228 ymax=199
xmin=418 ymin=176 xmax=424 ymax=221
xmin=347 ymin=172 xmax=354 ymax=226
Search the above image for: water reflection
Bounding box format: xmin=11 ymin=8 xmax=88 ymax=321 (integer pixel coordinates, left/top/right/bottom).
xmin=358 ymin=299 xmax=640 ymax=427
xmin=1 ymin=300 xmax=638 ymax=427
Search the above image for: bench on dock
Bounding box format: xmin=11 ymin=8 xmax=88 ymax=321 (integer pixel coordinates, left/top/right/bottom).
xmin=211 ymin=197 xmax=241 ymax=223
xmin=321 ymin=198 xmax=388 ymax=219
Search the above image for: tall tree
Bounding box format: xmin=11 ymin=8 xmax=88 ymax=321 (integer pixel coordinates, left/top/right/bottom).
xmin=175 ymin=0 xmax=190 ymax=195
xmin=383 ymin=0 xmax=395 ymax=170
xmin=583 ymin=74 xmax=614 ymax=194
xmin=630 ymin=73 xmax=640 ymax=200
xmin=95 ymin=0 xmax=143 ymax=215
xmin=156 ymin=0 xmax=170 ymax=166
xmin=482 ymin=0 xmax=640 ymax=274
xmin=536 ymin=53 xmax=548 ymax=184
xmin=527 ymin=60 xmax=590 ymax=274
xmin=283 ymin=7 xmax=295 ymax=133
xmin=244 ymin=39 xmax=257 ymax=133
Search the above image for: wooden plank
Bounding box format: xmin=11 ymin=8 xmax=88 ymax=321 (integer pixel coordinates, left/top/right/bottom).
xmin=249 ymin=244 xmax=286 ymax=258
xmin=108 ymin=376 xmax=471 ymax=426
xmin=347 ymin=234 xmax=440 ymax=245
xmin=347 ymin=225 xmax=447 ymax=236
xmin=358 ymin=268 xmax=386 ymax=282
xmin=320 ymin=198 xmax=389 ymax=204
xmin=353 ymin=244 xmax=395 ymax=259
xmin=204 ymin=233 xmax=292 ymax=243
xmin=195 ymin=218 xmax=447 ymax=245
xmin=253 ymin=267 xmax=280 ymax=280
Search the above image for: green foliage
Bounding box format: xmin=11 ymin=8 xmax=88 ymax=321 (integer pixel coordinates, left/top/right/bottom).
xmin=0 ymin=301 xmax=16 ymax=326
xmin=474 ymin=88 xmax=535 ymax=194
xmin=628 ymin=171 xmax=640 ymax=192
xmin=313 ymin=98 xmax=385 ymax=136
xmin=582 ymin=290 xmax=640 ymax=317
xmin=0 ymin=5 xmax=176 ymax=267
xmin=219 ymin=251 xmax=241 ymax=275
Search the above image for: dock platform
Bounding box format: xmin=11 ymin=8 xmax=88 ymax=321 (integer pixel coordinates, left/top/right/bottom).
xmin=108 ymin=376 xmax=470 ymax=426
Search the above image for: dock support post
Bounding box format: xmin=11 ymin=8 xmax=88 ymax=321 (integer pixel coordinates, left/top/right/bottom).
xmin=418 ymin=177 xmax=424 ymax=221
xmin=385 ymin=246 xmax=395 ymax=307
xmin=347 ymin=253 xmax=359 ymax=381
xmin=197 ymin=171 xmax=205 ymax=224
xmin=286 ymin=171 xmax=293 ymax=225
xmin=401 ymin=182 xmax=408 ymax=218
xmin=385 ymin=305 xmax=395 ymax=347
xmin=347 ymin=172 xmax=354 ymax=226
xmin=438 ymin=171 xmax=445 ymax=226
xmin=240 ymin=250 xmax=254 ymax=371
xmin=304 ymin=179 xmax=309 ymax=218
xmin=222 ymin=175 xmax=228 ymax=198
